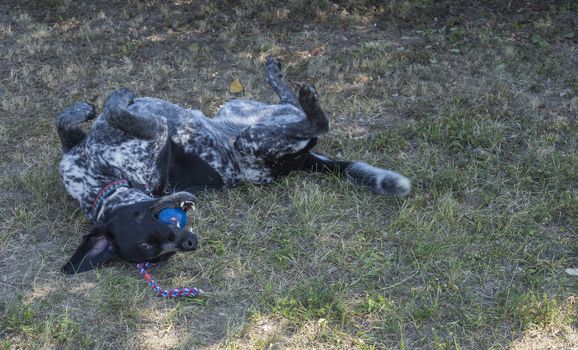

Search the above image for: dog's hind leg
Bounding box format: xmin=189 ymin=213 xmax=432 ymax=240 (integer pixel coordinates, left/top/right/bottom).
xmin=266 ymin=57 xmax=328 ymax=132
xmin=266 ymin=57 xmax=299 ymax=106
xmin=234 ymin=105 xmax=327 ymax=160
xmin=56 ymin=102 xmax=97 ymax=153
xmin=104 ymin=88 xmax=166 ymax=139
xmin=303 ymin=152 xmax=411 ymax=196
xmin=298 ymin=84 xmax=329 ymax=134
xmin=234 ymin=78 xmax=329 ymax=161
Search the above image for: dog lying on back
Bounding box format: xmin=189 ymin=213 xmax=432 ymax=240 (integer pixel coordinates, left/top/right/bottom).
xmin=56 ymin=57 xmax=410 ymax=274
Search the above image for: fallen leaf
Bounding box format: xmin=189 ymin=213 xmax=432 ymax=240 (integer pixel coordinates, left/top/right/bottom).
xmin=229 ymin=79 xmax=244 ymax=94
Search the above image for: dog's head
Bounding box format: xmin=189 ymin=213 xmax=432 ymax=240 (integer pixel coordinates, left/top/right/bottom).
xmin=61 ymin=192 xmax=198 ymax=274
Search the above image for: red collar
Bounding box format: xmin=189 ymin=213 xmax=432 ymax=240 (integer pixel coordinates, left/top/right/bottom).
xmin=91 ymin=180 xmax=131 ymax=222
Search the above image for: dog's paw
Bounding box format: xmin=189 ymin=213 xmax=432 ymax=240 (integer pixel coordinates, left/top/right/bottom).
xmin=266 ymin=56 xmax=282 ymax=71
xmin=85 ymin=102 xmax=97 ymax=120
xmin=266 ymin=56 xmax=285 ymax=82
xmin=57 ymin=102 xmax=97 ymax=125
xmin=66 ymin=102 xmax=96 ymax=121
xmin=105 ymin=88 xmax=135 ymax=113
xmin=298 ymin=84 xmax=319 ymax=106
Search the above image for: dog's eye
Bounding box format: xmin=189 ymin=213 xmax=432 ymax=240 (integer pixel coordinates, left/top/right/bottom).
xmin=139 ymin=242 xmax=152 ymax=250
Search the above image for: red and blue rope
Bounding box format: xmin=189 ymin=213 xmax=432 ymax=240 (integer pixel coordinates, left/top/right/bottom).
xmin=136 ymin=262 xmax=203 ymax=299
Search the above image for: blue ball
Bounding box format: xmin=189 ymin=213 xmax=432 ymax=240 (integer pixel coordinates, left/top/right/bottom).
xmin=158 ymin=208 xmax=187 ymax=227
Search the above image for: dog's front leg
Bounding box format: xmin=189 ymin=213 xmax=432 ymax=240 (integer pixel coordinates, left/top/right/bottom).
xmin=103 ymin=88 xmax=166 ymax=140
xmin=56 ymin=102 xmax=97 ymax=152
xmin=108 ymin=109 xmax=167 ymax=140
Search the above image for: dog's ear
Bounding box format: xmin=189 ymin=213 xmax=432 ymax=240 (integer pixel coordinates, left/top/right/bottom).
xmin=61 ymin=224 xmax=118 ymax=274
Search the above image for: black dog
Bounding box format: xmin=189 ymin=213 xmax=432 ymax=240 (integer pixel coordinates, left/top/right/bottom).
xmin=56 ymin=57 xmax=410 ymax=274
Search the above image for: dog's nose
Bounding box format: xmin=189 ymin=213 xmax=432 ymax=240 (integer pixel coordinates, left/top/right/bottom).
xmin=180 ymin=235 xmax=198 ymax=251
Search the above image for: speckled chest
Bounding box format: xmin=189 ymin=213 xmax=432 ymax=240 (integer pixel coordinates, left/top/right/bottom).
xmin=59 ymin=115 xmax=168 ymax=217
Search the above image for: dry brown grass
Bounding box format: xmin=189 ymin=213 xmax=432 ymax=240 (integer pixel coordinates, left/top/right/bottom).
xmin=1 ymin=1 xmax=577 ymax=349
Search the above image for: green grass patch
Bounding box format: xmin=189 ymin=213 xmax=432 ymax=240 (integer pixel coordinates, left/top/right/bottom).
xmin=270 ymin=280 xmax=346 ymax=324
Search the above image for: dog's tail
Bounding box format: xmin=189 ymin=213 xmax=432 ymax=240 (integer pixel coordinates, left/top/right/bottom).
xmin=303 ymin=152 xmax=411 ymax=196
xmin=55 ymin=102 xmax=97 ymax=153
xmin=342 ymin=161 xmax=411 ymax=196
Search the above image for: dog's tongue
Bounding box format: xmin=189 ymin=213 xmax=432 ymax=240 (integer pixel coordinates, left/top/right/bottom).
xmin=158 ymin=208 xmax=187 ymax=227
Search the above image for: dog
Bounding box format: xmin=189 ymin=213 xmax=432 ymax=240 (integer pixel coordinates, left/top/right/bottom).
xmin=56 ymin=57 xmax=410 ymax=274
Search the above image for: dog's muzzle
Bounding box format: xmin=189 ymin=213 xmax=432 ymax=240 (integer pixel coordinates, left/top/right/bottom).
xmin=180 ymin=233 xmax=198 ymax=251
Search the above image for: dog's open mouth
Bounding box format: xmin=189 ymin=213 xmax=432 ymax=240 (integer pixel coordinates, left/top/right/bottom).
xmin=177 ymin=200 xmax=195 ymax=229
xmin=179 ymin=200 xmax=195 ymax=212
xmin=155 ymin=199 xmax=196 ymax=228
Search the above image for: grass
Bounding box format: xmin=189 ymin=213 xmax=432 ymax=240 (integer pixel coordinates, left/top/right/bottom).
xmin=0 ymin=0 xmax=577 ymax=349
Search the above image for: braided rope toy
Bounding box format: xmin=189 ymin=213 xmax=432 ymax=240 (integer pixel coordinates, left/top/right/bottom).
xmin=136 ymin=262 xmax=203 ymax=299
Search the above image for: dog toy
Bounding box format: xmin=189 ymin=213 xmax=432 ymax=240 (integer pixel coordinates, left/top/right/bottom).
xmin=137 ymin=262 xmax=203 ymax=299
xmin=158 ymin=207 xmax=187 ymax=227
xmin=137 ymin=207 xmax=201 ymax=299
